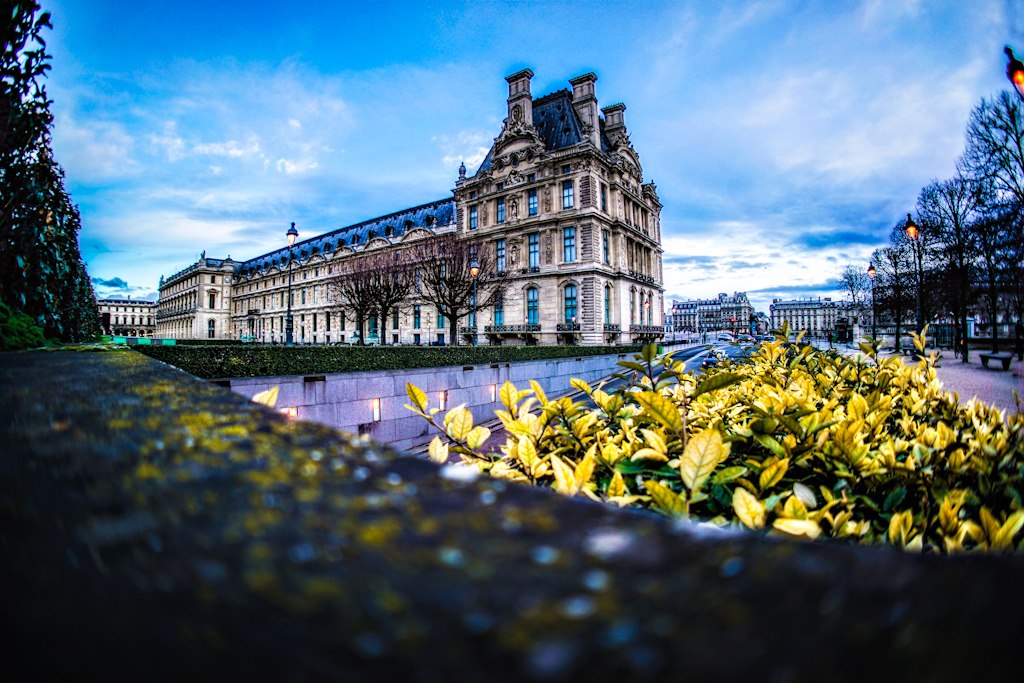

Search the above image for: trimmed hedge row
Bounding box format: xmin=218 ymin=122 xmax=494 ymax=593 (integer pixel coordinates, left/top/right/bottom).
xmin=134 ymin=343 xmax=642 ymax=378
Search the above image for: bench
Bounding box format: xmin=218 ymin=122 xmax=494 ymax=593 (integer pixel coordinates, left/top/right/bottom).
xmin=979 ymin=352 xmax=1013 ymax=370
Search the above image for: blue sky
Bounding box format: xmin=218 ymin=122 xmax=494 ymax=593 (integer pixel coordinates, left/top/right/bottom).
xmin=47 ymin=0 xmax=1023 ymax=314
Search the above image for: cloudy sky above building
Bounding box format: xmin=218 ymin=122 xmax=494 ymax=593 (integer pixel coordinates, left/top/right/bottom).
xmin=48 ymin=0 xmax=1022 ymax=313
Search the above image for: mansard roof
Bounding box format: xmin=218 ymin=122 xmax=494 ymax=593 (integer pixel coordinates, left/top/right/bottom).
xmin=476 ymin=88 xmax=612 ymax=175
xmin=237 ymin=198 xmax=455 ymax=276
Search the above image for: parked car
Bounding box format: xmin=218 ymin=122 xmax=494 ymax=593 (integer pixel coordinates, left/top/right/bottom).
xmin=701 ymin=344 xmax=754 ymax=369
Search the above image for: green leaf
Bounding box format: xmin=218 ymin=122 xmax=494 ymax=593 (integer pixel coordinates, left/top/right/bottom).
xmin=882 ymin=486 xmax=907 ymax=512
xmin=616 ymin=360 xmax=647 ymax=373
xmin=694 ymin=372 xmax=742 ymax=398
xmin=633 ymin=391 xmax=683 ymax=433
xmin=753 ymin=433 xmax=788 ymax=459
xmin=712 ymin=465 xmax=747 ymax=485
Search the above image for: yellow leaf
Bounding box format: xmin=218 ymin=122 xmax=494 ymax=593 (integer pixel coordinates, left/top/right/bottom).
xmin=518 ymin=436 xmax=538 ymax=467
xmin=500 ymin=381 xmax=519 ymax=415
xmin=758 ymin=457 xmax=790 ymax=492
xmin=428 ymin=437 xmax=449 ymax=464
xmin=445 ymin=406 xmax=473 ymax=442
xmin=574 ymin=450 xmax=597 ymax=490
xmin=631 ymin=448 xmax=669 ymax=463
xmin=634 ymin=391 xmax=684 ymax=433
xmin=994 ymin=510 xmax=1024 ymax=551
xmin=405 ymin=382 xmax=428 ymax=412
xmin=550 ymin=454 xmax=575 ymax=494
xmin=679 ymin=428 xmax=729 ymax=493
xmin=607 ymin=471 xmax=626 ymax=498
xmin=772 ymin=518 xmax=821 ymax=540
xmin=530 ymin=380 xmax=549 ymax=406
xmin=252 ymin=386 xmax=279 ymax=408
xmin=601 ymin=442 xmax=625 ymax=467
xmin=781 ymin=494 xmax=807 ymax=519
xmin=639 ymin=428 xmax=667 ymax=456
xmin=466 ymin=425 xmax=491 ymax=450
xmin=570 ymin=378 xmax=592 ymax=395
xmin=644 ymin=480 xmax=687 ymax=516
xmin=732 ymin=487 xmax=766 ymax=529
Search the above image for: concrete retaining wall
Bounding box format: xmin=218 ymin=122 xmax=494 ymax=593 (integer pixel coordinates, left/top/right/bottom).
xmin=223 ymin=352 xmax=630 ymax=451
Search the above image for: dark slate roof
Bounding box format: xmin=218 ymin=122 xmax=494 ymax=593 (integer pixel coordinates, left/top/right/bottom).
xmin=237 ymin=198 xmax=455 ymax=275
xmin=475 ymin=89 xmax=613 ymax=175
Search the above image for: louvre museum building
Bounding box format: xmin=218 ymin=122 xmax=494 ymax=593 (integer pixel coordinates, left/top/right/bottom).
xmin=156 ymin=68 xmax=665 ymax=346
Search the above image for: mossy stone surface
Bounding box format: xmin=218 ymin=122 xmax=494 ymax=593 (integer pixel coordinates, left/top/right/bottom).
xmin=2 ymin=350 xmax=1022 ymax=681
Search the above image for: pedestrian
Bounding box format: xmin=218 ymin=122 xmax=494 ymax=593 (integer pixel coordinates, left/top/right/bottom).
xmin=1015 ymin=321 xmax=1023 ymax=361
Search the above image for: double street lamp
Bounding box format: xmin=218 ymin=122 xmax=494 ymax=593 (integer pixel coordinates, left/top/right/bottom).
xmin=867 ymin=261 xmax=876 ymax=340
xmin=285 ymin=222 xmax=298 ymax=346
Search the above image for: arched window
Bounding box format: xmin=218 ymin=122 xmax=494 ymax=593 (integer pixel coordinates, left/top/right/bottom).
xmin=207 ymin=319 xmax=216 ymax=339
xmin=526 ymin=287 xmax=539 ymax=325
xmin=564 ymin=284 xmax=577 ymax=324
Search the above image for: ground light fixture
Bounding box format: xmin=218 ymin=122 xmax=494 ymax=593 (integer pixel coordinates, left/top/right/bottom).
xmin=469 ymin=258 xmax=480 ymax=347
xmin=285 ymin=222 xmax=299 ymax=346
xmin=489 ymin=384 xmax=497 ymax=402
xmin=904 ymin=213 xmax=925 ymax=339
xmin=438 ymin=390 xmax=448 ymax=411
xmin=371 ymin=398 xmax=381 ymax=422
xmin=1006 ymin=46 xmax=1024 ymax=100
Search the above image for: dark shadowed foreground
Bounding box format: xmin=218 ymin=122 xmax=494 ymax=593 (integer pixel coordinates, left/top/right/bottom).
xmin=2 ymin=350 xmax=1021 ymax=682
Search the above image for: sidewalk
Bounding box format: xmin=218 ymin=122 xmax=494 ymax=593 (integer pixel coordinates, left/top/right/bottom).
xmin=824 ymin=342 xmax=1023 ymax=416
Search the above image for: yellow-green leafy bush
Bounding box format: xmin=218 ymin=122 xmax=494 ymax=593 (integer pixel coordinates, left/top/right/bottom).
xmin=407 ymin=328 xmax=1024 ymax=553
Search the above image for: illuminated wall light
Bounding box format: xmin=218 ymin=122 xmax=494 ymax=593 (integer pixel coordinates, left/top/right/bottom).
xmin=371 ymin=397 xmax=381 ymax=422
xmin=489 ymin=384 xmax=497 ymax=402
xmin=280 ymin=406 xmax=298 ymax=419
xmin=438 ymin=390 xmax=448 ymax=411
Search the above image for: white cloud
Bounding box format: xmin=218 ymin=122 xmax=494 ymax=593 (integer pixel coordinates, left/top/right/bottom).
xmin=276 ymin=158 xmax=319 ymax=174
xmin=193 ymin=135 xmax=263 ymax=159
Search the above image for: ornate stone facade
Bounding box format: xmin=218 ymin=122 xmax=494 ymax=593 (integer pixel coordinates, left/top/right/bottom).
xmin=156 ymin=69 xmax=665 ymax=345
xmin=670 ymin=292 xmax=753 ymax=338
xmin=96 ymin=297 xmax=157 ymax=338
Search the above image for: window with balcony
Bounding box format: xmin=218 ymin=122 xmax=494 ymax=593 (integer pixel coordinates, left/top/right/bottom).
xmin=528 ymin=233 xmax=539 ymax=269
xmin=494 ymin=293 xmax=504 ymax=326
xmin=604 ymin=286 xmax=611 ymax=324
xmin=562 ymin=180 xmax=574 ymax=209
xmin=527 ymin=287 xmax=539 ymax=325
xmin=564 ymin=285 xmax=577 ymax=323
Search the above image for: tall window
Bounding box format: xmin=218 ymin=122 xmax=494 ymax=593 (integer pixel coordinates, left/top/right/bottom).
xmin=528 ymin=233 xmax=539 ymax=269
xmin=527 ymin=287 xmax=539 ymax=325
xmin=496 ymin=239 xmax=506 ymax=272
xmin=602 ymin=229 xmax=610 ymax=264
xmin=339 ymin=311 xmax=346 ymax=330
xmin=562 ymin=180 xmax=574 ymax=209
xmin=528 ymin=188 xmax=538 ymax=216
xmin=414 ymin=305 xmax=421 ymax=329
xmin=630 ymin=290 xmax=636 ymax=324
xmin=208 ymin=291 xmax=217 ymax=309
xmin=469 ymin=205 xmax=478 ymax=230
xmin=494 ymin=293 xmax=504 ymax=326
xmin=600 ymin=184 xmax=608 ymax=211
xmin=207 ymin=319 xmax=216 ymax=339
xmin=312 ymin=313 xmax=318 ymax=332
xmin=437 ymin=309 xmax=444 ymax=328
xmin=563 ymin=227 xmax=576 ymax=263
xmin=392 ymin=310 xmax=399 ymax=329
xmin=326 ymin=312 xmax=331 ymax=331
xmin=369 ymin=315 xmax=378 ymax=335
xmin=564 ymin=285 xmax=577 ymax=323
xmin=497 ymin=197 xmax=505 ymax=224
xmin=604 ymin=286 xmax=611 ymax=324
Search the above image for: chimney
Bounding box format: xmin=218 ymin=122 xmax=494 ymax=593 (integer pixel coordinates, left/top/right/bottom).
xmin=602 ymin=103 xmax=626 ymax=139
xmin=505 ymin=68 xmax=535 ymax=130
xmin=569 ymin=72 xmax=600 ymax=148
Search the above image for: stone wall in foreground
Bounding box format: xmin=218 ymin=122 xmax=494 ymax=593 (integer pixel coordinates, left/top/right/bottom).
xmin=220 ymin=352 xmax=630 ymax=450
xmin=2 ymin=349 xmax=1022 ymax=681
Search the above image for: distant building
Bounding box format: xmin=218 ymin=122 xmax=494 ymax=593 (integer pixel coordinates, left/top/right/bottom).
xmin=97 ymin=297 xmax=157 ymax=338
xmin=669 ymin=292 xmax=753 ymax=338
xmin=769 ymin=297 xmax=863 ymax=340
xmin=157 ymin=68 xmax=665 ymax=345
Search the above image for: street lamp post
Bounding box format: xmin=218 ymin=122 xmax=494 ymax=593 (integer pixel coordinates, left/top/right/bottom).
xmin=285 ymin=222 xmax=298 ymax=346
xmin=867 ymin=262 xmax=876 ymax=340
xmin=469 ymin=257 xmax=479 ymax=347
xmin=905 ymin=213 xmax=924 ymax=336
xmin=1006 ymin=46 xmax=1024 ymax=101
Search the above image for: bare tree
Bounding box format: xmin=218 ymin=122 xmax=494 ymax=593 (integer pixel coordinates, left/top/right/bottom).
xmin=971 ymin=207 xmax=1015 ymax=351
xmin=872 ymin=223 xmax=916 ymax=353
xmin=960 ymin=90 xmax=1024 ymax=210
xmin=327 ymin=253 xmax=376 ymax=345
xmin=916 ymin=174 xmax=980 ymax=361
xmin=838 ymin=264 xmax=870 ymax=307
xmin=413 ymin=232 xmax=507 ymax=346
xmin=365 ymin=248 xmax=415 ymax=345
